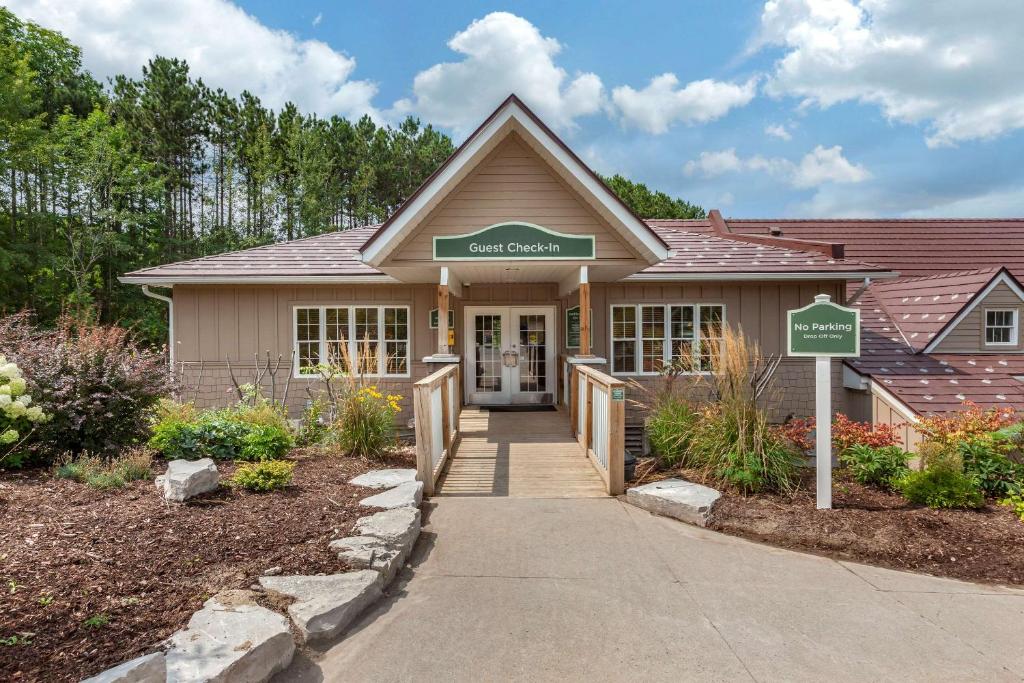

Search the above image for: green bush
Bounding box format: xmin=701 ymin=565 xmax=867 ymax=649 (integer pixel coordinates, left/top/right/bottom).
xmin=333 ymin=386 xmax=401 ymax=459
xmin=896 ymin=447 xmax=984 ymax=509
xmin=149 ymin=406 xmax=293 ymax=462
xmin=231 ymin=459 xmax=295 ymax=492
xmin=958 ymin=438 xmax=1022 ymax=498
xmin=839 ymin=444 xmax=911 ymax=489
xmin=646 ymin=396 xmax=697 ymax=467
xmin=1001 ymin=491 xmax=1024 ymax=521
xmin=54 ymin=448 xmax=153 ymax=490
xmin=296 ymin=399 xmax=328 ymax=447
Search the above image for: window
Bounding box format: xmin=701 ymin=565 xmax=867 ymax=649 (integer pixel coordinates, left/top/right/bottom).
xmin=985 ymin=309 xmax=1018 ymax=346
xmin=293 ymin=305 xmax=410 ymax=377
xmin=610 ymin=304 xmax=724 ymax=375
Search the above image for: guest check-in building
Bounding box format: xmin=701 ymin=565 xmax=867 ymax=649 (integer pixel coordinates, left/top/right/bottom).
xmin=121 ymin=96 xmax=1024 ymax=488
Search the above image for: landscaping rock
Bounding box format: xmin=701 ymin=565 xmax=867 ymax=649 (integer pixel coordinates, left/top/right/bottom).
xmin=349 ymin=468 xmax=417 ymax=489
xmin=259 ymin=571 xmax=383 ymax=643
xmin=626 ymin=478 xmax=721 ymax=527
xmin=156 ymin=458 xmax=219 ymax=502
xmin=353 ymin=506 xmax=421 ymax=550
xmin=358 ymin=480 xmax=423 ymax=509
xmin=81 ymin=652 xmax=165 ymax=683
xmin=165 ymin=594 xmax=294 ymax=683
xmin=329 ymin=535 xmax=404 ymax=583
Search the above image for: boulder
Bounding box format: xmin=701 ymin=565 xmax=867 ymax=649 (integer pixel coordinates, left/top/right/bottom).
xmin=165 ymin=594 xmax=294 ymax=683
xmin=358 ymin=480 xmax=423 ymax=509
xmin=349 ymin=468 xmax=417 ymax=489
xmin=259 ymin=571 xmax=383 ymax=643
xmin=81 ymin=652 xmax=165 ymax=683
xmin=156 ymin=459 xmax=219 ymax=502
xmin=353 ymin=507 xmax=421 ymax=551
xmin=329 ymin=535 xmax=404 ymax=584
xmin=626 ymin=478 xmax=721 ymax=527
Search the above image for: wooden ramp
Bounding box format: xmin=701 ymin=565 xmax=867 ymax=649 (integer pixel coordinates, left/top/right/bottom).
xmin=436 ymin=407 xmax=607 ymax=498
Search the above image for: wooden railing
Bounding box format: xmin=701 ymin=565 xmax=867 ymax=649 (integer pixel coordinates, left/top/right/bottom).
xmin=569 ymin=364 xmax=625 ymax=495
xmin=413 ymin=363 xmax=461 ymax=496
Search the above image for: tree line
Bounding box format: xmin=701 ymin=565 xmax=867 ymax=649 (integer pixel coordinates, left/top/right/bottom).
xmin=0 ymin=8 xmax=702 ymax=345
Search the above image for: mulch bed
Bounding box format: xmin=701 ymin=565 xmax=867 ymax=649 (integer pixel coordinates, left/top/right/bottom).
xmin=0 ymin=449 xmax=412 ymax=682
xmin=703 ymin=471 xmax=1024 ymax=586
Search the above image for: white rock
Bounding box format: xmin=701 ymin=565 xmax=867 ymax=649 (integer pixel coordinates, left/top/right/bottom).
xmin=81 ymin=652 xmax=165 ymax=683
xmin=353 ymin=507 xmax=421 ymax=550
xmin=165 ymin=595 xmax=294 ymax=683
xmin=358 ymin=480 xmax=423 ymax=509
xmin=259 ymin=571 xmax=383 ymax=643
xmin=349 ymin=468 xmax=417 ymax=489
xmin=626 ymin=478 xmax=721 ymax=527
xmin=157 ymin=458 xmax=219 ymax=502
xmin=329 ymin=535 xmax=404 ymax=584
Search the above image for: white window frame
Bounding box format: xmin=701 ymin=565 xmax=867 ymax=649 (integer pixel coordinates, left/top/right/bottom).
xmin=292 ymin=305 xmax=411 ymax=378
xmin=610 ymin=303 xmax=725 ymax=376
xmin=983 ymin=308 xmax=1018 ymax=347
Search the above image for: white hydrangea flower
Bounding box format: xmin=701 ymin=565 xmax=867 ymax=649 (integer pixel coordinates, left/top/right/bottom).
xmin=26 ymin=405 xmax=45 ymax=422
xmin=0 ymin=394 xmax=11 ymax=407
xmin=0 ymin=384 xmax=9 ymax=396
xmin=6 ymin=400 xmax=26 ymax=418
xmin=16 ymin=394 xmax=30 ymax=406
xmin=0 ymin=428 xmax=18 ymax=444
xmin=0 ymin=362 xmax=19 ymax=379
xmin=7 ymin=377 xmax=26 ymax=396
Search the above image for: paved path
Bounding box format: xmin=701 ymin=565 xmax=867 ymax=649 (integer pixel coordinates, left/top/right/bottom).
xmin=279 ymin=497 xmax=1024 ymax=682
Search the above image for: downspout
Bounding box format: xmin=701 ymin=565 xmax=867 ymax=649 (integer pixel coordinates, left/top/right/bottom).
xmin=845 ymin=277 xmax=871 ymax=306
xmin=141 ymin=285 xmax=174 ymax=369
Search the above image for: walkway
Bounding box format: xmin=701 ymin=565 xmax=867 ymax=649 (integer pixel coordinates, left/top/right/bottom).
xmin=279 ymin=497 xmax=1024 ymax=682
xmin=434 ymin=407 xmax=606 ymax=498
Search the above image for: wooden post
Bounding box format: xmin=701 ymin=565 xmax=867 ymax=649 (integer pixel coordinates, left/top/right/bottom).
xmin=441 ymin=372 xmax=451 ymax=453
xmin=413 ymin=382 xmax=435 ymax=496
xmin=607 ymin=379 xmax=625 ymax=495
xmin=584 ymin=376 xmax=593 ymax=452
xmin=579 ymin=281 xmax=591 ymax=357
xmin=437 ymin=283 xmax=449 ymax=355
xmin=569 ymin=366 xmax=579 ymax=438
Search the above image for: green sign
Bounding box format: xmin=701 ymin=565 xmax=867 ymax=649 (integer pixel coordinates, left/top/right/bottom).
xmin=433 ymin=222 xmax=595 ymax=261
xmin=787 ymin=297 xmax=860 ymax=357
xmin=429 ymin=308 xmax=455 ymax=330
xmin=565 ymin=306 xmax=593 ymax=349
xmin=611 ymin=387 xmax=625 ymax=401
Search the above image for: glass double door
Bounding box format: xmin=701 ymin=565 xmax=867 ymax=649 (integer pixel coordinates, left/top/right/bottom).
xmin=464 ymin=306 xmax=555 ymax=405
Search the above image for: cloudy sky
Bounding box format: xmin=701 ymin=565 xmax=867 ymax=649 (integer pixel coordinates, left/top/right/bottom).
xmin=9 ymin=0 xmax=1024 ymax=218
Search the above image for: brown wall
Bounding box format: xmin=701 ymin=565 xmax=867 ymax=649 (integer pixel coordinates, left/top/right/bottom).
xmin=931 ymin=281 xmax=1024 ymax=353
xmin=871 ymin=388 xmax=923 ymax=451
xmin=387 ymin=134 xmax=641 ymax=265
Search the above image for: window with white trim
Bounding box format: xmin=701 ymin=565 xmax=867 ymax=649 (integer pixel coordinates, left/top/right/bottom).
xmin=611 ymin=304 xmax=725 ymax=374
xmin=984 ymin=309 xmax=1018 ymax=346
xmin=294 ymin=305 xmax=410 ymax=377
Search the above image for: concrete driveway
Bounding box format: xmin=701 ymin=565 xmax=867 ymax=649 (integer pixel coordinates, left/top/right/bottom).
xmin=279 ymin=497 xmax=1024 ymax=682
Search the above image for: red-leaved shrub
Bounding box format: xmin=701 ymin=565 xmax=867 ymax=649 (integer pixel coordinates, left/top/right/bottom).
xmin=775 ymin=414 xmax=902 ymax=453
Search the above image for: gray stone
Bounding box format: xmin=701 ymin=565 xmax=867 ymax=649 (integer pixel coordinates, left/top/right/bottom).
xmin=353 ymin=507 xmax=421 ymax=550
xmin=262 ymin=566 xmax=282 ymax=576
xmin=358 ymin=480 xmax=423 ymax=509
xmin=156 ymin=458 xmax=219 ymax=502
xmin=626 ymin=478 xmax=721 ymax=527
xmin=259 ymin=571 xmax=383 ymax=643
xmin=165 ymin=594 xmax=294 ymax=683
xmin=329 ymin=535 xmax=404 ymax=584
xmin=349 ymin=468 xmax=417 ymax=489
xmin=81 ymin=652 xmax=165 ymax=683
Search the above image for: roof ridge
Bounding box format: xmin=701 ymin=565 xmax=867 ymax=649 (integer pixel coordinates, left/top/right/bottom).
xmin=724 ymin=217 xmax=1024 ymax=223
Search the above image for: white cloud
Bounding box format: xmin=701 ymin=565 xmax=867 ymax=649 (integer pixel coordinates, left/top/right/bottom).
xmin=312 ymin=12 xmax=322 ymax=27
xmin=7 ymin=0 xmax=379 ymax=119
xmin=684 ymin=145 xmax=869 ymax=188
xmin=611 ymin=74 xmax=757 ymax=134
xmin=757 ymin=0 xmax=1024 ymax=147
xmin=392 ymin=12 xmax=604 ymax=135
xmin=764 ymin=123 xmax=792 ymax=140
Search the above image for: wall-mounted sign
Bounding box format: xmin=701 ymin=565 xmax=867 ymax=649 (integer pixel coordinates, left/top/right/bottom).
xmin=433 ymin=222 xmax=595 ymax=261
xmin=787 ymin=298 xmax=860 ymax=357
xmin=565 ymin=306 xmax=593 ymax=349
xmin=429 ymin=308 xmax=455 ymax=330
xmin=611 ymin=387 xmax=625 ymax=401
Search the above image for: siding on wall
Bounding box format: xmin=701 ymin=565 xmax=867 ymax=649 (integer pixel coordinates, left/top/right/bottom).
xmin=871 ymin=388 xmax=923 ymax=451
xmin=932 ymin=281 xmax=1024 ymax=353
xmin=387 ymin=134 xmax=642 ymax=264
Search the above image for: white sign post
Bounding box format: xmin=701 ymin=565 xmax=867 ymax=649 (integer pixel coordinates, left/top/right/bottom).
xmin=787 ymin=293 xmax=861 ymax=510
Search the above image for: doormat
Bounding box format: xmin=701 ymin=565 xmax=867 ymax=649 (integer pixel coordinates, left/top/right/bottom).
xmin=485 ymin=405 xmax=557 ymax=412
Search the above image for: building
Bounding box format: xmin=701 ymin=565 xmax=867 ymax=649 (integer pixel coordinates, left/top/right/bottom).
xmin=120 ymin=95 xmax=1024 ymax=449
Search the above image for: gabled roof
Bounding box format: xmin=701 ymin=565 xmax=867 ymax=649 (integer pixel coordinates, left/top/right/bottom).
xmin=869 ymin=268 xmax=1000 ymax=351
xmin=359 ymin=94 xmax=671 ymax=266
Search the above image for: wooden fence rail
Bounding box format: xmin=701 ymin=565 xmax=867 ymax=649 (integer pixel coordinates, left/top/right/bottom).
xmin=413 ymin=363 xmax=461 ymax=496
xmin=569 ymin=363 xmax=625 ymax=495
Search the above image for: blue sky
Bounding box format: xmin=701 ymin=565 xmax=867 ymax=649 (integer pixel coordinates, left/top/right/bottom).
xmin=10 ymin=0 xmax=1024 ymax=218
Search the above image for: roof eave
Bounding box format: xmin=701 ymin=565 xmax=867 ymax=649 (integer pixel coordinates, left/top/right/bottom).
xmin=625 ymin=270 xmax=897 ymax=282
xmin=118 ymin=274 xmax=398 ymax=286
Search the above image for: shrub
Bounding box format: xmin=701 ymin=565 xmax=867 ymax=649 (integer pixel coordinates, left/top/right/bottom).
xmin=0 ymin=313 xmax=171 ymax=464
xmin=959 ymin=438 xmax=1022 ymax=498
xmin=0 ymin=354 xmax=50 ymax=468
xmin=896 ymin=445 xmax=984 ymax=509
xmin=296 ymin=399 xmax=328 ymax=447
xmin=831 ymin=414 xmax=901 ymax=452
xmin=918 ymin=401 xmax=1016 ymax=445
xmin=839 ymin=444 xmax=910 ymax=489
xmin=149 ymin=412 xmax=292 ymax=462
xmin=54 ymin=448 xmax=154 ymax=490
xmin=646 ymin=395 xmax=697 ymax=467
xmin=1001 ymin=491 xmax=1024 ymax=522
xmin=333 ymin=385 xmax=402 ymax=458
xmin=774 ymin=417 xmax=815 ymax=453
xmin=231 ymin=459 xmax=295 ymax=492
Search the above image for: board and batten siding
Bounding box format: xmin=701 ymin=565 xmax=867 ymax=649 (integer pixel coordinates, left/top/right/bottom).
xmin=871 ymin=388 xmax=923 ymax=452
xmin=931 ymin=281 xmax=1024 ymax=353
xmin=386 ymin=133 xmax=642 ymax=264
